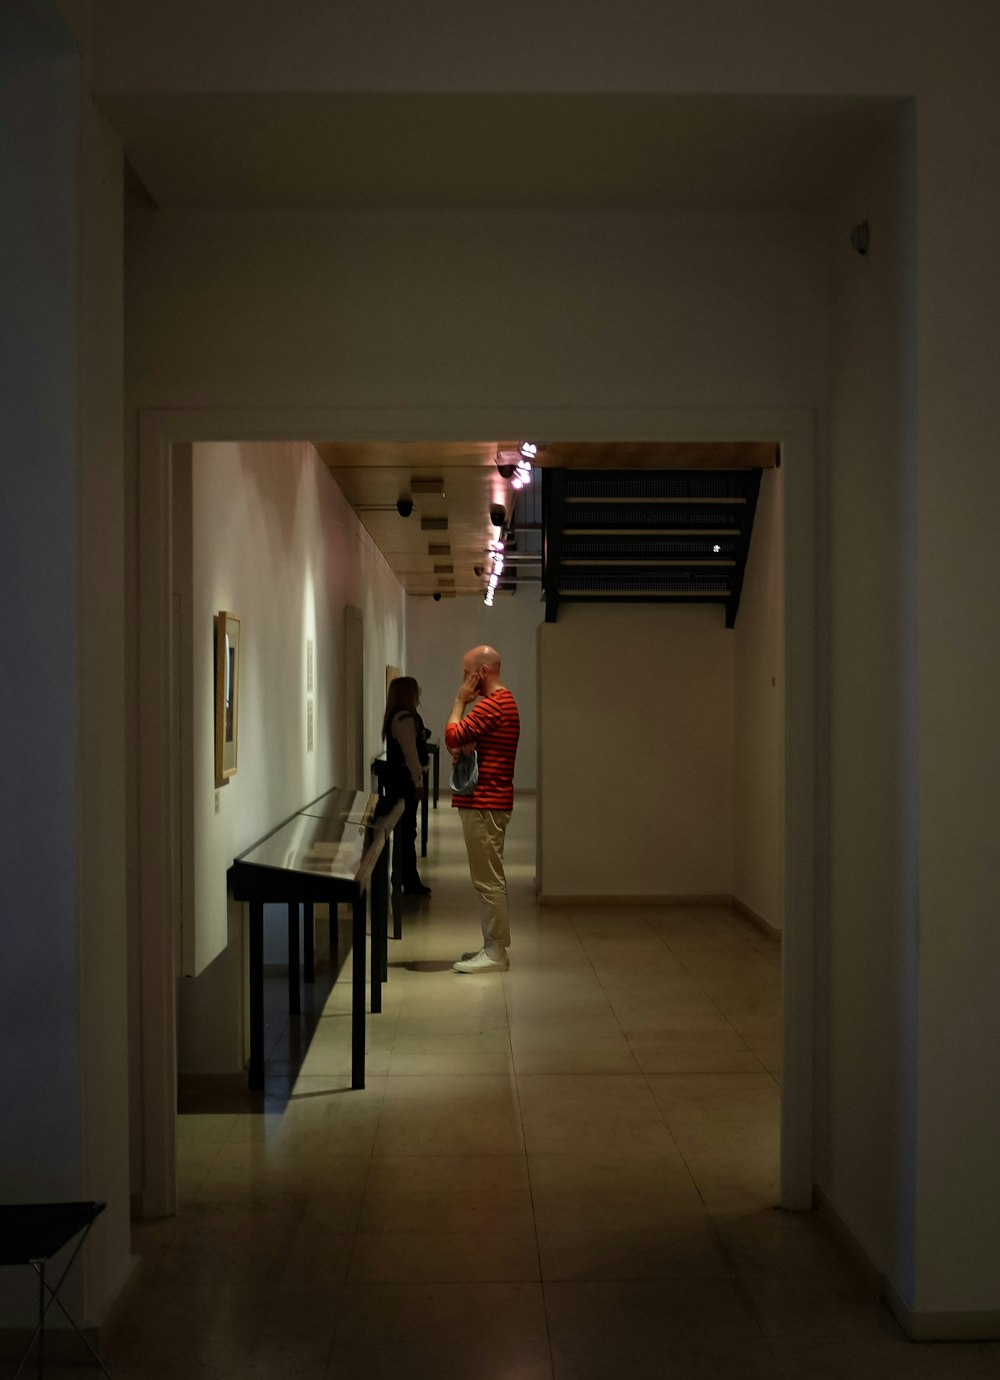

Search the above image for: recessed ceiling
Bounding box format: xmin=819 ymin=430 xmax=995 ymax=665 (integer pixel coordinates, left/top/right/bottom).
xmin=314 ymin=440 xmax=777 ymax=598
xmin=105 ymin=92 xmax=902 ymax=211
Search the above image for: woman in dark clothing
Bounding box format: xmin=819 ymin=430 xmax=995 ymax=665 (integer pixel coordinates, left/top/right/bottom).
xmin=381 ymin=676 xmax=431 ymax=895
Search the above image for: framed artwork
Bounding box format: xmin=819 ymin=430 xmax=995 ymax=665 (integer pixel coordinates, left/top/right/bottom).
xmin=215 ymin=611 xmax=241 ymax=782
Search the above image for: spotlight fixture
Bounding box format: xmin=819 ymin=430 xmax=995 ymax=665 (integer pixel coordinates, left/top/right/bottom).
xmin=489 ymin=502 xmax=506 ymax=528
xmin=497 ymin=442 xmax=539 ymax=490
xmin=396 ymin=495 xmax=414 ymax=517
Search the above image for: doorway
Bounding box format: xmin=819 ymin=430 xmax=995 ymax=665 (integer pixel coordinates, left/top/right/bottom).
xmin=133 ymin=404 xmax=815 ymax=1218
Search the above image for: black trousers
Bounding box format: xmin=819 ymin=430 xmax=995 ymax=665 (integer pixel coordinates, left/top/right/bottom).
xmin=397 ymin=782 xmax=421 ymax=886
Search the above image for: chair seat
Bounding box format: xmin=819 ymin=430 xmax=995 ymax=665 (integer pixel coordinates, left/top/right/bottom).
xmin=0 ymin=1202 xmax=105 ymax=1266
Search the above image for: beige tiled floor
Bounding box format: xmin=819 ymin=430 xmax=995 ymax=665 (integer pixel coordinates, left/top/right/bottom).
xmin=109 ymin=800 xmax=1000 ymax=1379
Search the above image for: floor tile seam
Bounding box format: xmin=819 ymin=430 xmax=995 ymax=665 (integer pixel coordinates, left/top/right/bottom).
xmin=343 ymin=1066 xmax=394 ymax=1277
xmin=631 ymin=1068 xmax=693 ymax=1161
xmin=504 ymin=970 xmax=550 ymax=1339
xmin=663 ymin=951 xmax=774 ymax=1068
xmin=728 ymin=1271 xmax=798 ymax=1354
xmin=706 ymin=1018 xmax=772 ymax=1079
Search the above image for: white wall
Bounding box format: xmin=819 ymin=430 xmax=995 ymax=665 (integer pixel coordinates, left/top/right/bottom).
xmin=0 ymin=16 xmax=133 ymax=1329
xmin=76 ymin=71 xmax=133 ymax=1324
xmin=176 ymin=441 xmax=404 ymax=1074
xmin=406 ymin=590 xmax=542 ymax=791
xmin=97 ymin=0 xmax=1000 ymax=1328
xmin=733 ymin=468 xmax=784 ymax=930
xmin=821 ymin=113 xmax=918 ymax=1301
xmin=1 ymin=0 xmax=995 ymax=1339
xmin=124 ymin=208 xmax=828 ymax=414
xmin=538 ymin=604 xmax=735 ymax=899
xmin=913 ymin=86 xmax=1000 ymax=1317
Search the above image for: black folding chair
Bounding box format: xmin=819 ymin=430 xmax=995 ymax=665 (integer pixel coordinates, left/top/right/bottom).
xmin=0 ymin=1201 xmax=114 ymax=1378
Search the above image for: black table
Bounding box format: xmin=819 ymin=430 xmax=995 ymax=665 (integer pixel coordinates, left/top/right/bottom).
xmin=0 ymin=1201 xmax=113 ymax=1378
xmin=229 ymin=789 xmax=403 ymax=1091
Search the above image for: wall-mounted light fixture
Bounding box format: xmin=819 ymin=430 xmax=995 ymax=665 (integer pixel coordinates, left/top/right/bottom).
xmin=483 ymin=537 xmax=505 ymax=607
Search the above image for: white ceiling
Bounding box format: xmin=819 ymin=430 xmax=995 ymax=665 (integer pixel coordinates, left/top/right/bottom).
xmin=108 ymin=92 xmax=900 ymax=211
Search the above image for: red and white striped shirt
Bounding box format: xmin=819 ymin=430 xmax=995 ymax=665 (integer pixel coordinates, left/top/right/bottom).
xmin=444 ymin=688 xmax=520 ymax=811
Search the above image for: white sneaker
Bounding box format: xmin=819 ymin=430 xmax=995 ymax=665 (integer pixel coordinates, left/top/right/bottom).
xmin=453 ymin=947 xmax=508 ymax=973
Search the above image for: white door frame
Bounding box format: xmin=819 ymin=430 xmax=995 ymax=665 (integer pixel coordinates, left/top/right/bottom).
xmin=135 ymin=403 xmax=815 ymax=1216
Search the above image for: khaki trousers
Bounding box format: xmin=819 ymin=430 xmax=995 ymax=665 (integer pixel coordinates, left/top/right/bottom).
xmin=459 ymin=808 xmax=512 ymax=951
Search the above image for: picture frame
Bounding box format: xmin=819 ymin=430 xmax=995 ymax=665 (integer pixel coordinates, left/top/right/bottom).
xmin=215 ymin=611 xmax=241 ymax=782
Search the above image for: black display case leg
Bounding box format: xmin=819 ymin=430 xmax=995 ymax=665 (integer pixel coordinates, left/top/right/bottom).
xmin=377 ymin=846 xmax=389 ymax=980
xmin=303 ymin=900 xmax=315 ymax=983
xmin=249 ymin=901 xmax=264 ymax=1090
xmin=369 ymin=881 xmax=382 ymax=1014
xmin=287 ymin=902 xmax=300 ymax=1015
xmin=391 ymin=819 xmax=403 ymax=940
xmin=352 ymin=894 xmax=366 ymax=1089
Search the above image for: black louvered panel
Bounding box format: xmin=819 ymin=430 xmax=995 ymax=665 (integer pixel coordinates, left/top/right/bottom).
xmin=542 ymin=467 xmax=762 ymax=623
xmin=566 ymin=473 xmax=749 ymax=500
xmin=559 ymin=569 xmax=731 ymax=595
xmin=562 ymin=536 xmax=737 ymax=561
xmin=563 ymin=504 xmax=741 ymax=530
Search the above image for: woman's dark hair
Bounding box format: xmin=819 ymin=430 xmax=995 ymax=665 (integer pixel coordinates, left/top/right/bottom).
xmin=382 ymin=676 xmax=420 ymax=739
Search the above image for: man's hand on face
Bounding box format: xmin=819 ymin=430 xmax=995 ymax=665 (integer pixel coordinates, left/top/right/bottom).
xmin=456 ymin=667 xmax=481 ymax=705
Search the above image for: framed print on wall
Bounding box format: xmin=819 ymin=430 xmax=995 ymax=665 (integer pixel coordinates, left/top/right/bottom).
xmin=215 ymin=611 xmax=241 ymax=782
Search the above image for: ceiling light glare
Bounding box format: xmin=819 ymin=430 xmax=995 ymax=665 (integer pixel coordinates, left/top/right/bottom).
xmin=519 ymin=442 xmax=537 ymax=458
xmin=713 ymin=544 xmax=721 ymax=553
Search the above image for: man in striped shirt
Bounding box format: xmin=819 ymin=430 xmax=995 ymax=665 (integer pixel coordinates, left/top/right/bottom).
xmin=445 ymin=644 xmax=520 ymax=973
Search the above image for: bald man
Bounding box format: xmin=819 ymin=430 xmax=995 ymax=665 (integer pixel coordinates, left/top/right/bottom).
xmin=444 ymin=644 xmax=520 ymax=972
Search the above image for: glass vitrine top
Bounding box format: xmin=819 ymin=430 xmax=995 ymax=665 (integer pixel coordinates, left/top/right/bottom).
xmin=299 ymin=787 xmax=381 ymax=824
xmin=235 ymin=810 xmax=377 ymax=881
xmin=234 ymin=789 xmax=401 ymax=881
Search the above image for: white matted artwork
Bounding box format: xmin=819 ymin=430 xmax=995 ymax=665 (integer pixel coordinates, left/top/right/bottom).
xmin=214 ymin=610 xmax=240 ymax=782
